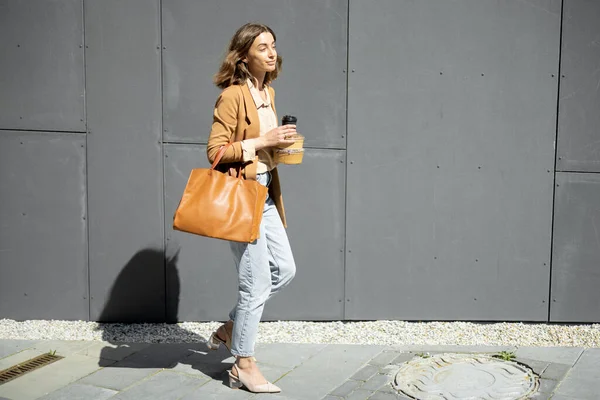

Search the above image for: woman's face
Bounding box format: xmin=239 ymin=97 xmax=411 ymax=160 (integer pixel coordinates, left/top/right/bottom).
xmin=243 ymin=32 xmax=277 ymax=77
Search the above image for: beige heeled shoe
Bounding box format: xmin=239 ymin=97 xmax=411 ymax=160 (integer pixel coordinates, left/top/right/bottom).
xmin=228 ymin=364 xmax=281 ymax=393
xmin=206 ymin=327 xmax=232 ymax=352
xmin=207 ymin=321 xmax=234 ymax=352
xmin=207 ymin=323 xmax=257 ymax=361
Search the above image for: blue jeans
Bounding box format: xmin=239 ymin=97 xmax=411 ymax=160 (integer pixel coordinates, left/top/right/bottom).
xmin=228 ymin=172 xmax=296 ymax=357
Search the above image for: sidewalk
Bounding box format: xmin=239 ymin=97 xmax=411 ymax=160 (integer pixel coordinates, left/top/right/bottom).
xmin=0 ymin=339 xmax=598 ymax=399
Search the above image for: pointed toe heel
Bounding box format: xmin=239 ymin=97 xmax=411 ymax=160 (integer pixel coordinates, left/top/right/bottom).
xmin=228 ymin=365 xmax=281 ymax=393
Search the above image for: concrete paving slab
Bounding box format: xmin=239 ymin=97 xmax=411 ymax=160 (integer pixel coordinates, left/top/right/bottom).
xmin=175 ymin=346 xmax=235 ymax=368
xmin=76 ymin=342 xmax=151 ymax=362
xmin=171 ymin=357 xmax=231 ymax=381
xmin=0 ymin=348 xmax=46 ymax=371
xmin=367 ymin=351 xmax=401 ymax=366
xmin=179 ymin=379 xmax=253 ymax=400
xmin=330 ymin=379 xmax=362 ymax=397
xmin=0 ymin=340 xmax=39 ymax=359
xmin=379 ymin=364 xmax=401 ymax=377
xmin=529 ymin=393 xmax=551 ymax=400
xmin=570 ymin=348 xmax=600 ymax=376
xmin=515 ymin=347 xmax=584 ymax=365
xmin=391 ymin=345 xmax=517 ymax=354
xmin=377 ymin=378 xmax=400 ymax=394
xmin=272 ymin=345 xmax=384 ymax=400
xmin=344 ymin=388 xmax=376 ymax=400
xmin=369 ymin=391 xmax=412 ymax=400
xmin=254 ymin=343 xmax=328 ymax=369
xmin=552 ymin=349 xmax=600 ymax=399
xmin=537 ymin=378 xmax=558 ymax=394
xmin=36 ymin=383 xmax=117 ymax=400
xmin=514 ymin=358 xmax=549 ymax=375
xmin=111 ymin=370 xmax=206 ymax=400
xmin=390 ymin=353 xmax=415 ymax=365
xmin=0 ymin=354 xmax=107 ymax=400
xmin=31 ymin=341 xmax=97 ymax=357
xmin=169 ymin=345 xmax=237 ymax=381
xmin=541 ymin=362 xmax=570 ymax=381
xmin=255 ymin=394 xmax=297 ymax=400
xmin=77 ymin=365 xmax=162 ymax=391
xmin=554 ymin=377 xmax=600 ymax=399
xmin=113 ymin=343 xmax=206 ymax=369
xmin=257 ymin=363 xmax=294 ymax=384
xmin=361 ymin=373 xmax=392 ymax=392
xmin=350 ymin=363 xmax=380 ymax=381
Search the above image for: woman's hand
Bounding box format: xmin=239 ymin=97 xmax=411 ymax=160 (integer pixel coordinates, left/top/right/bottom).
xmin=256 ymin=125 xmax=297 ymax=150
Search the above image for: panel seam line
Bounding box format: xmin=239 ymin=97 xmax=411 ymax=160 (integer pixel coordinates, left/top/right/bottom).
xmin=547 ymin=0 xmax=565 ymax=322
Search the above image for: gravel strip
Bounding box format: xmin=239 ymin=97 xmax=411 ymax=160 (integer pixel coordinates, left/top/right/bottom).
xmin=1 ymin=319 xmax=599 ymax=347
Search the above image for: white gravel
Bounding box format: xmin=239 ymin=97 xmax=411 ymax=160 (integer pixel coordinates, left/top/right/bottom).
xmin=1 ymin=319 xmax=600 ymax=347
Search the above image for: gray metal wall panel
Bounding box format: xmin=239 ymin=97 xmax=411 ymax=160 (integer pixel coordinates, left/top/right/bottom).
xmin=0 ymin=132 xmax=88 ymax=320
xmin=85 ymin=0 xmax=165 ymax=322
xmin=162 ymin=0 xmax=347 ymax=149
xmin=345 ymin=0 xmax=559 ymax=320
xmin=0 ymin=0 xmax=85 ymax=132
xmin=557 ymin=0 xmax=600 ymax=172
xmin=550 ymin=172 xmax=600 ymax=322
xmin=164 ymin=146 xmax=345 ymax=321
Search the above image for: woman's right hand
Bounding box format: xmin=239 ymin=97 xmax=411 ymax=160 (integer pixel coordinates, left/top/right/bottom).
xmin=256 ymin=125 xmax=297 ymax=150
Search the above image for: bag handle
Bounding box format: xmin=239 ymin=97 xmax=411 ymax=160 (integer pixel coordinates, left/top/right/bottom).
xmin=210 ymin=143 xmax=244 ymax=181
xmin=211 ymin=143 xmax=233 ymax=169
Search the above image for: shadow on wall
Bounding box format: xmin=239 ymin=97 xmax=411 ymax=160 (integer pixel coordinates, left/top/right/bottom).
xmin=98 ymin=247 xmax=177 ymax=323
xmin=93 ymin=247 xmax=233 ymax=381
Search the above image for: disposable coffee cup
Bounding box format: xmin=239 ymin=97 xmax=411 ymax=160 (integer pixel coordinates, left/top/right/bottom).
xmin=277 ymin=115 xmax=304 ymax=157
xmin=282 ymin=115 xmax=297 ymax=126
xmin=275 ymin=148 xmax=304 ymax=165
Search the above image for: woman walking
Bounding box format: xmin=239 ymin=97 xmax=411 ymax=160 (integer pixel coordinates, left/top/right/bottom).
xmin=205 ymin=23 xmax=297 ymax=393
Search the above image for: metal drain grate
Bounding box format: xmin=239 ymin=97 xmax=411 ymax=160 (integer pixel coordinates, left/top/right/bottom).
xmin=0 ymin=353 xmax=64 ymax=385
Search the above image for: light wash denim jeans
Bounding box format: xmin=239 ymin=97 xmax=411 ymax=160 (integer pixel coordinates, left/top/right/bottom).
xmin=228 ymin=171 xmax=296 ymax=357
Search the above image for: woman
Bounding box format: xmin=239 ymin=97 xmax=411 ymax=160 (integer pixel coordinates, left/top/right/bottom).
xmin=205 ymin=23 xmax=297 ymax=393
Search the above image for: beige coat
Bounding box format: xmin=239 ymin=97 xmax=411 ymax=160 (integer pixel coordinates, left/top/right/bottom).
xmin=206 ymin=82 xmax=287 ymax=227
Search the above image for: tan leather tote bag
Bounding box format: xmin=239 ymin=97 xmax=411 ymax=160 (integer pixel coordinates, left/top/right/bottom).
xmin=173 ymin=144 xmax=268 ymax=243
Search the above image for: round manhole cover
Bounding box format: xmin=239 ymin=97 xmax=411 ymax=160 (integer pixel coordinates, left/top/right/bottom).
xmin=393 ymin=353 xmax=538 ymax=400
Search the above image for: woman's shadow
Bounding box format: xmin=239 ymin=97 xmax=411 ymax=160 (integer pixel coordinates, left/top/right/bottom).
xmin=94 ymin=247 xmax=233 ymax=383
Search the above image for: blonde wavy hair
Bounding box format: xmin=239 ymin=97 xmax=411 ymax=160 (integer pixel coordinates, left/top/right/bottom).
xmin=214 ymin=23 xmax=283 ymax=89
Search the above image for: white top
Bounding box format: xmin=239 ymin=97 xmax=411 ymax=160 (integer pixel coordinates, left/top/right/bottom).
xmin=240 ymin=79 xmax=278 ymax=174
